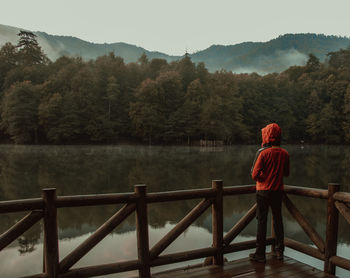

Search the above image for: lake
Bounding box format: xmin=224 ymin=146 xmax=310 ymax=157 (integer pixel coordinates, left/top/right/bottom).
xmin=0 ymin=144 xmax=349 ymax=277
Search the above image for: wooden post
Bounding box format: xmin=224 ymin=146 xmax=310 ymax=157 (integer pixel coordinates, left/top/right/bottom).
xmin=324 ymin=183 xmax=340 ymax=275
xmin=135 ymin=185 xmax=151 ymax=278
xmin=212 ymin=180 xmax=224 ymax=265
xmin=42 ymin=188 xmax=59 ymax=278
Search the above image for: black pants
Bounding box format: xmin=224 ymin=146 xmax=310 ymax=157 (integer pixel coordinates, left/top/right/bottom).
xmin=256 ymin=190 xmax=284 ymax=255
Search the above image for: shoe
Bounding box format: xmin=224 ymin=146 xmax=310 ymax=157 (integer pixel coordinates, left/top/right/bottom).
xmin=271 ymin=250 xmax=284 ymax=260
xmin=249 ymin=253 xmax=266 ymax=263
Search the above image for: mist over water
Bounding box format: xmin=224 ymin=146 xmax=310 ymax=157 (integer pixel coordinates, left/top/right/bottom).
xmin=0 ymin=145 xmax=349 ymax=277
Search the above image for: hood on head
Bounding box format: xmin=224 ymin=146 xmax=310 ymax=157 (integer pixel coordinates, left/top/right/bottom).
xmin=261 ymin=123 xmax=281 ymax=147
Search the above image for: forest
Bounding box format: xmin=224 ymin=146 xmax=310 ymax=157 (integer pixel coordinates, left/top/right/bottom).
xmin=0 ymin=31 xmax=350 ymax=145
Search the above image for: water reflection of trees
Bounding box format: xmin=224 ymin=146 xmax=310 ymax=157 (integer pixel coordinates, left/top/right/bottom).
xmin=1 ymin=145 xmax=350 ymax=254
xmin=17 ymin=225 xmax=40 ymax=254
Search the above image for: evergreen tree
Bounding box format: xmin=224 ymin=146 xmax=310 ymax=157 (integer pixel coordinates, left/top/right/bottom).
xmin=16 ymin=31 xmax=49 ymax=65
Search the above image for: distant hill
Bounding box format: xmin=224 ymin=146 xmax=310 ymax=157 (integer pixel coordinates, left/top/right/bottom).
xmin=194 ymin=34 xmax=350 ymax=74
xmin=1 ymin=23 xmax=350 ymax=74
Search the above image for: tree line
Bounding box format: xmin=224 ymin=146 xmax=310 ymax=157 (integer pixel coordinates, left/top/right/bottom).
xmin=0 ymin=31 xmax=350 ymax=145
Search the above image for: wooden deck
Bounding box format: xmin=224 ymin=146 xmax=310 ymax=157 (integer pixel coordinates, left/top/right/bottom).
xmin=153 ymin=255 xmax=336 ymax=278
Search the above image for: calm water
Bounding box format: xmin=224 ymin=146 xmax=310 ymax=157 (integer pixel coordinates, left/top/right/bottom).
xmin=0 ymin=144 xmax=350 ymax=277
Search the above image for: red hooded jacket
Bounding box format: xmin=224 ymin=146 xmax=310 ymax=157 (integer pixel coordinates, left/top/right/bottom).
xmin=251 ymin=123 xmax=289 ymax=191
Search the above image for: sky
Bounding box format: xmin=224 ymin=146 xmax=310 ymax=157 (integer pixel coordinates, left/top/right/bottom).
xmin=1 ymin=0 xmax=350 ymax=56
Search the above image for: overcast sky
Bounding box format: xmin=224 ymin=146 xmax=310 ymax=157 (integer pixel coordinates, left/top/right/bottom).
xmin=1 ymin=0 xmax=350 ymax=55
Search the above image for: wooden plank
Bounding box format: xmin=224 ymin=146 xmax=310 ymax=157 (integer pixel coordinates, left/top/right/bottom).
xmin=186 ymin=257 xmax=291 ymax=278
xmin=149 ymin=263 xmax=208 ymax=278
xmin=224 ymin=259 xmax=298 ymax=277
xmin=288 ymin=269 xmax=321 ymax=278
xmin=0 ymin=210 xmax=43 ymax=251
xmin=154 ymin=258 xmax=264 ymax=278
xmin=153 ymin=256 xmax=333 ymax=278
xmin=149 ymin=198 xmax=212 ymax=259
xmin=231 ymin=266 xmax=304 ymax=278
xmin=288 ymin=269 xmax=333 ymax=278
xmin=153 ymin=257 xmax=249 ymax=278
xmin=283 ymin=194 xmax=325 ymax=253
xmin=59 ymin=203 xmax=136 ymax=272
xmin=284 ymin=185 xmax=328 ymax=199
xmin=259 ymin=264 xmax=315 ymax=277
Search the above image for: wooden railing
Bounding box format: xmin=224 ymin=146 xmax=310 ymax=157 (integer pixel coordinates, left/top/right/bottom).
xmin=0 ymin=181 xmax=350 ymax=277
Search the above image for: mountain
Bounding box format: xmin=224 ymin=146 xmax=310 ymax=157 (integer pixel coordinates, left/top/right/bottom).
xmin=0 ymin=24 xmax=178 ymax=63
xmin=1 ymin=23 xmax=350 ymax=74
xmin=193 ymin=34 xmax=350 ymax=74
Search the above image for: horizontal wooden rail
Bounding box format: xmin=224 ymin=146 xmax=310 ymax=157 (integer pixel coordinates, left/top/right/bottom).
xmin=59 ymin=259 xmax=140 ymax=278
xmin=21 ymin=273 xmax=48 ymax=278
xmin=59 ymin=203 xmax=136 ymax=272
xmin=146 ymin=188 xmax=215 ymax=203
xmin=333 ymin=192 xmax=350 ymax=203
xmin=204 ymin=237 xmax=274 ymax=266
xmin=283 ymin=194 xmax=325 ymax=253
xmin=284 ymin=185 xmax=328 ymax=199
xmin=0 ymin=210 xmax=43 ymax=251
xmin=0 ymin=185 xmax=335 ymax=214
xmin=285 ymin=238 xmax=325 ymax=261
xmin=223 ymin=203 xmax=257 ymax=246
xmin=223 ymin=185 xmax=256 ymax=195
xmin=330 ymin=255 xmax=350 ymax=271
xmin=223 ymin=237 xmax=274 ymax=254
xmin=0 ymin=198 xmax=43 ymax=214
xmin=149 ymin=199 xmax=212 ymax=260
xmin=56 ymin=193 xmax=137 ymax=207
xmin=151 ymin=247 xmax=217 ymax=267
